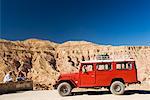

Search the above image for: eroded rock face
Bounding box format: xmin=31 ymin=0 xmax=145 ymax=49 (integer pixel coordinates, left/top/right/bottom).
xmin=0 ymin=39 xmax=59 ymax=89
xmin=0 ymin=39 xmax=150 ymax=89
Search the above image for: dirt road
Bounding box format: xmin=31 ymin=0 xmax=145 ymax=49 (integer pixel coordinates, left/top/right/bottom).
xmin=0 ymin=90 xmax=150 ymax=100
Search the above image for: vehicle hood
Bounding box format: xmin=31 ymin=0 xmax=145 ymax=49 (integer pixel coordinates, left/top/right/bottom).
xmin=59 ymin=73 xmax=79 ymax=80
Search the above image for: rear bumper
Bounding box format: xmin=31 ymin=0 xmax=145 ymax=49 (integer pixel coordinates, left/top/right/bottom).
xmin=127 ymin=81 xmax=141 ymax=85
xmin=137 ymin=81 xmax=141 ymax=84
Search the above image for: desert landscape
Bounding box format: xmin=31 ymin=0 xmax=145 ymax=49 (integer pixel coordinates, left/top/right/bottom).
xmin=1 ymin=0 xmax=150 ymax=99
xmin=0 ymin=39 xmax=150 ymax=90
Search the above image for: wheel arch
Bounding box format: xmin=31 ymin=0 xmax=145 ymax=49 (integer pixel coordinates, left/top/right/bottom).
xmin=56 ymin=80 xmax=77 ymax=89
xmin=111 ymin=78 xmax=125 ymax=85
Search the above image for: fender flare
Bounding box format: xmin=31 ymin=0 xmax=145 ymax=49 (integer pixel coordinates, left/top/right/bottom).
xmin=53 ymin=80 xmax=77 ymax=89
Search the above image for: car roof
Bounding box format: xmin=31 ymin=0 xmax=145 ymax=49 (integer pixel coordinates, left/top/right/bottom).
xmin=81 ymin=59 xmax=135 ymax=64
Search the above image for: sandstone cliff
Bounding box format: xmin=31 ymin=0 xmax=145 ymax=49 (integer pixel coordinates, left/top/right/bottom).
xmin=0 ymin=39 xmax=150 ymax=89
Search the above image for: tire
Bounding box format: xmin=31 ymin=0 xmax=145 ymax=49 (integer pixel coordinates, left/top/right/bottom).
xmin=57 ymin=82 xmax=72 ymax=96
xmin=110 ymin=81 xmax=125 ymax=95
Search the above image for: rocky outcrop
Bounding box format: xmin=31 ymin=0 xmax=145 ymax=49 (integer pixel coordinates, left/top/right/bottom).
xmin=0 ymin=39 xmax=150 ymax=89
xmin=0 ymin=39 xmax=59 ymax=89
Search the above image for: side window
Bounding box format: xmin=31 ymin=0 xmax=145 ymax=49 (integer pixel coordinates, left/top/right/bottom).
xmin=116 ymin=63 xmax=125 ymax=69
xmin=116 ymin=62 xmax=132 ymax=70
xmin=82 ymin=64 xmax=93 ymax=72
xmin=116 ymin=63 xmax=122 ymax=69
xmin=97 ymin=64 xmax=105 ymax=70
xmin=126 ymin=63 xmax=132 ymax=70
xmin=96 ymin=63 xmax=112 ymax=71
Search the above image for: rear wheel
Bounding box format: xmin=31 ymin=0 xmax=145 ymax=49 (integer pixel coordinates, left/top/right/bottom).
xmin=110 ymin=81 xmax=125 ymax=95
xmin=57 ymin=82 xmax=72 ymax=96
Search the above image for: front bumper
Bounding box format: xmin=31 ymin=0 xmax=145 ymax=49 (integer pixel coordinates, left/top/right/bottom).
xmin=127 ymin=81 xmax=141 ymax=85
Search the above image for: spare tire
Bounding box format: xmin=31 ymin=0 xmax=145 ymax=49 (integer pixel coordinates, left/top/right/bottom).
xmin=57 ymin=82 xmax=72 ymax=96
xmin=110 ymin=81 xmax=125 ymax=95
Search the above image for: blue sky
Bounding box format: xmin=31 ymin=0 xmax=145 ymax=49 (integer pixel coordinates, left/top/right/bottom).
xmin=1 ymin=0 xmax=150 ymax=45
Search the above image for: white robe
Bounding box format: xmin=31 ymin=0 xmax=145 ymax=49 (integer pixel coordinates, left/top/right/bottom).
xmin=3 ymin=73 xmax=13 ymax=83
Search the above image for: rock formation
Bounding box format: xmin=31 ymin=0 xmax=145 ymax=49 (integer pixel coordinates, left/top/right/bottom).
xmin=0 ymin=39 xmax=150 ymax=89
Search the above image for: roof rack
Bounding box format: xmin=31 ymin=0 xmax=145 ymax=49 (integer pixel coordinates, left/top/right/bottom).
xmin=96 ymin=54 xmax=110 ymax=60
xmin=81 ymin=59 xmax=135 ymax=63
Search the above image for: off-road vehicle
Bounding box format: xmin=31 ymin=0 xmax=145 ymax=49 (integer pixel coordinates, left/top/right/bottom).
xmin=54 ymin=58 xmax=140 ymax=96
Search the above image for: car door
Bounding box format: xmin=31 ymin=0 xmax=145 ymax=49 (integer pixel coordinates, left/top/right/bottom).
xmin=96 ymin=63 xmax=113 ymax=86
xmin=80 ymin=64 xmax=95 ymax=87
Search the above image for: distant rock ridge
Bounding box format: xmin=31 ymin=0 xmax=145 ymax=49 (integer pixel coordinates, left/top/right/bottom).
xmin=0 ymin=39 xmax=150 ymax=90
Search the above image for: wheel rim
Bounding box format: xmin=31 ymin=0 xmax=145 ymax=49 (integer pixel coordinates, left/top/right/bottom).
xmin=60 ymin=85 xmax=69 ymax=95
xmin=114 ymin=85 xmax=121 ymax=92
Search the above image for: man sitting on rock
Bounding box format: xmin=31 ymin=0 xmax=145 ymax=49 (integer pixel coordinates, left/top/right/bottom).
xmin=16 ymin=70 xmax=26 ymax=81
xmin=3 ymin=71 xmax=13 ymax=83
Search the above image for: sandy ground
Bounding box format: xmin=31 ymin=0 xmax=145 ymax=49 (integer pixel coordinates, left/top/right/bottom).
xmin=0 ymin=89 xmax=150 ymax=100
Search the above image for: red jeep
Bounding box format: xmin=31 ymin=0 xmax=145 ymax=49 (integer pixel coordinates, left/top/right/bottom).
xmin=54 ymin=59 xmax=140 ymax=96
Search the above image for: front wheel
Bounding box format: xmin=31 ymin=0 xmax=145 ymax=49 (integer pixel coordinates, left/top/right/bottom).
xmin=57 ymin=82 xmax=72 ymax=96
xmin=110 ymin=81 xmax=125 ymax=95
